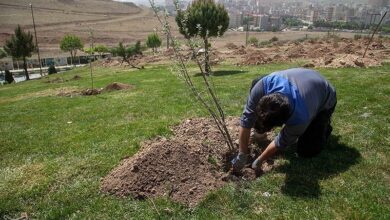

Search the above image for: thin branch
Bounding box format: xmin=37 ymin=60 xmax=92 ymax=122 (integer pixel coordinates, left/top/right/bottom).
xmin=363 ymin=11 xmax=388 ymax=58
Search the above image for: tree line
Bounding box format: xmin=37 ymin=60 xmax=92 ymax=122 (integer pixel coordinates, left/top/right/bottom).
xmin=1 ymin=25 xmax=164 ymax=83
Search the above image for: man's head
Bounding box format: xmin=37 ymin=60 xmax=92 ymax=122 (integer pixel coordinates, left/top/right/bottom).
xmin=254 ymin=93 xmax=291 ymax=133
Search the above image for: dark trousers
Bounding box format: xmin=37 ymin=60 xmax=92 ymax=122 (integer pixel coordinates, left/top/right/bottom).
xmin=296 ymin=106 xmax=335 ymax=158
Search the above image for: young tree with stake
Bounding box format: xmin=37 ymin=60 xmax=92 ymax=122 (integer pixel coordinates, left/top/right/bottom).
xmin=149 ymin=0 xmax=235 ymax=151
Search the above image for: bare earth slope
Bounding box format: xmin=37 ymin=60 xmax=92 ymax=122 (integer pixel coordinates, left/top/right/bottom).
xmin=0 ymin=0 xmax=164 ymax=57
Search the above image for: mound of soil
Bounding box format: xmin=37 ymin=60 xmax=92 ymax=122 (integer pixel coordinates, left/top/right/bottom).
xmin=240 ymin=51 xmax=273 ymax=65
xmin=103 ymin=82 xmax=133 ymax=91
xmin=225 ymin=43 xmax=239 ymax=50
xmin=71 ymin=75 xmax=82 ymax=80
xmin=311 ymin=54 xmax=381 ymax=68
xmin=81 ymin=88 xmax=102 ymax=96
xmin=234 ymin=46 xmax=248 ymax=55
xmin=101 ymin=117 xmax=275 ymax=207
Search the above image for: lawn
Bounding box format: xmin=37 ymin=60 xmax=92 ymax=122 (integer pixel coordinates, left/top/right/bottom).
xmin=0 ymin=63 xmax=389 ymax=219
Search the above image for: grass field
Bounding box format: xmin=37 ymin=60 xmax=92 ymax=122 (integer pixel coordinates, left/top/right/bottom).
xmin=0 ymin=62 xmax=389 ymax=219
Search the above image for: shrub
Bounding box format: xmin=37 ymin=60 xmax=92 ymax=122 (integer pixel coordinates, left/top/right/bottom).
xmin=354 ymin=34 xmax=362 ymax=40
xmin=270 ymin=36 xmax=279 ymax=42
xmin=248 ymin=36 xmax=259 ymax=46
xmin=48 ymin=65 xmax=57 ymax=75
xmin=4 ymin=69 xmax=14 ymax=84
xmin=258 ymin=40 xmax=271 ymax=47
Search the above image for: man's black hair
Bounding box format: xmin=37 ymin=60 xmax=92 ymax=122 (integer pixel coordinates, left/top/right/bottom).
xmin=254 ymin=93 xmax=291 ymax=133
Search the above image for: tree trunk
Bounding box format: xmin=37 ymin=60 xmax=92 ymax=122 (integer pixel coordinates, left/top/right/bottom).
xmin=70 ymin=51 xmax=73 ymax=66
xmin=23 ymin=56 xmax=30 ymax=80
xmin=204 ymin=38 xmax=211 ymax=75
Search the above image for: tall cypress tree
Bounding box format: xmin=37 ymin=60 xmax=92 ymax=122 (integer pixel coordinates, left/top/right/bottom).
xmin=4 ymin=25 xmax=36 ymax=81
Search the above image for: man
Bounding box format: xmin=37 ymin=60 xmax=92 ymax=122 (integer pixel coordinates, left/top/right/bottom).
xmin=232 ymin=68 xmax=337 ymax=172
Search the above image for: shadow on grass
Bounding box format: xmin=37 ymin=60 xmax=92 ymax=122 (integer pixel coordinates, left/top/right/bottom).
xmin=194 ymin=70 xmax=248 ymax=77
xmin=276 ymin=135 xmax=361 ymax=198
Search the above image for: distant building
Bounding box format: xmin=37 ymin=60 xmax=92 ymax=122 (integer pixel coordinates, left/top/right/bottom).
xmin=269 ymin=16 xmax=282 ymax=30
xmin=259 ymin=14 xmax=270 ymax=31
xmin=334 ymin=4 xmax=346 ymax=21
xmin=228 ymin=11 xmax=243 ymax=28
xmin=326 ymin=7 xmax=334 ymax=22
xmin=310 ymin=10 xmax=320 ymax=22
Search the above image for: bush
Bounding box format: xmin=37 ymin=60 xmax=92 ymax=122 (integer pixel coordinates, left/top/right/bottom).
xmin=354 ymin=34 xmax=362 ymax=40
xmin=48 ymin=65 xmax=57 ymax=75
xmin=270 ymin=36 xmax=279 ymax=42
xmin=248 ymin=36 xmax=259 ymax=46
xmin=5 ymin=69 xmax=14 ymax=84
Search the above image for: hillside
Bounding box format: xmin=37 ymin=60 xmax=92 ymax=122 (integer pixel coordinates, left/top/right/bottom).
xmin=0 ymin=0 xmax=169 ymax=57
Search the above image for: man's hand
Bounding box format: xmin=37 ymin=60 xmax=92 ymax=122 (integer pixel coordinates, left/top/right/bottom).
xmin=231 ymin=152 xmax=248 ymax=172
xmin=252 ymin=140 xmax=278 ymax=172
xmin=251 ymin=157 xmax=262 ymax=171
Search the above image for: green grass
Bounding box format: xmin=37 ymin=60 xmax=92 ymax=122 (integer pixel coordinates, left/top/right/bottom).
xmin=0 ymin=63 xmax=389 ymax=219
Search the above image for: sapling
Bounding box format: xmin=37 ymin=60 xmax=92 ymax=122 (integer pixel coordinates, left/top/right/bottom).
xmin=149 ymin=0 xmax=234 ymax=151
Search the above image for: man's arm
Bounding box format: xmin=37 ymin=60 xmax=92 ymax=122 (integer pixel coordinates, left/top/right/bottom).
xmin=231 ymin=126 xmax=251 ymax=172
xmin=239 ymin=126 xmax=251 ymax=154
xmin=252 ymin=140 xmax=278 ymax=170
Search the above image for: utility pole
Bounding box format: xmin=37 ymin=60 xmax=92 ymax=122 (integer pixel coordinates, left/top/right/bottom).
xmin=89 ymin=29 xmax=94 ymax=90
xmin=245 ymin=13 xmax=250 ymax=46
xmin=30 ymin=3 xmax=43 ymax=77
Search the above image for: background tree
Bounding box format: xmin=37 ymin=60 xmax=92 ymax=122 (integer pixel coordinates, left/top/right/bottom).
xmin=0 ymin=48 xmax=6 ymax=59
xmin=146 ymin=33 xmax=162 ymax=53
xmin=94 ymin=44 xmax=108 ymax=58
xmin=111 ymin=41 xmax=143 ymax=69
xmin=4 ymin=25 xmax=36 ymax=81
xmin=60 ymin=34 xmax=83 ymax=66
xmin=175 ymin=0 xmax=229 ymax=74
xmin=4 ymin=70 xmax=14 ymax=84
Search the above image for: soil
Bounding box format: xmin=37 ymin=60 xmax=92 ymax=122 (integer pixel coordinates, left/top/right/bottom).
xmin=101 ymin=117 xmax=275 ymax=207
xmin=71 ymin=75 xmax=82 ymax=80
xmin=235 ymin=37 xmax=389 ymax=68
xmin=103 ymin=82 xmax=133 ymax=91
xmin=57 ymin=82 xmax=133 ymax=97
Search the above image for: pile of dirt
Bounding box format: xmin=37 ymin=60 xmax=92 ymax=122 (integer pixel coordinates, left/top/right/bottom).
xmin=225 ymin=42 xmax=239 ymax=50
xmin=308 ymin=54 xmax=382 ymax=68
xmin=103 ymin=82 xmax=133 ymax=91
xmin=71 ymin=75 xmax=82 ymax=80
xmin=240 ymin=50 xmax=273 ymax=65
xmin=101 ymin=117 xmax=275 ymax=207
xmin=230 ymin=37 xmax=390 ymax=67
xmin=233 ymin=46 xmax=248 ymax=55
xmin=286 ymin=44 xmax=307 ymax=59
xmin=81 ymin=88 xmax=103 ymax=96
xmin=57 ymin=82 xmax=133 ymax=97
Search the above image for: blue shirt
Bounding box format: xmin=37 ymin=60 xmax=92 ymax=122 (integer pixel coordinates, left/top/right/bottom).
xmin=240 ymin=68 xmax=336 ymax=149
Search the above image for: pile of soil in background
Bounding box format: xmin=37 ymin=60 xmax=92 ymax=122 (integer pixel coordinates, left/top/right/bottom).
xmin=57 ymin=82 xmax=133 ymax=97
xmin=307 ymin=54 xmax=382 ymax=68
xmin=103 ymin=82 xmax=133 ymax=91
xmin=101 ymin=117 xmax=275 ymax=207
